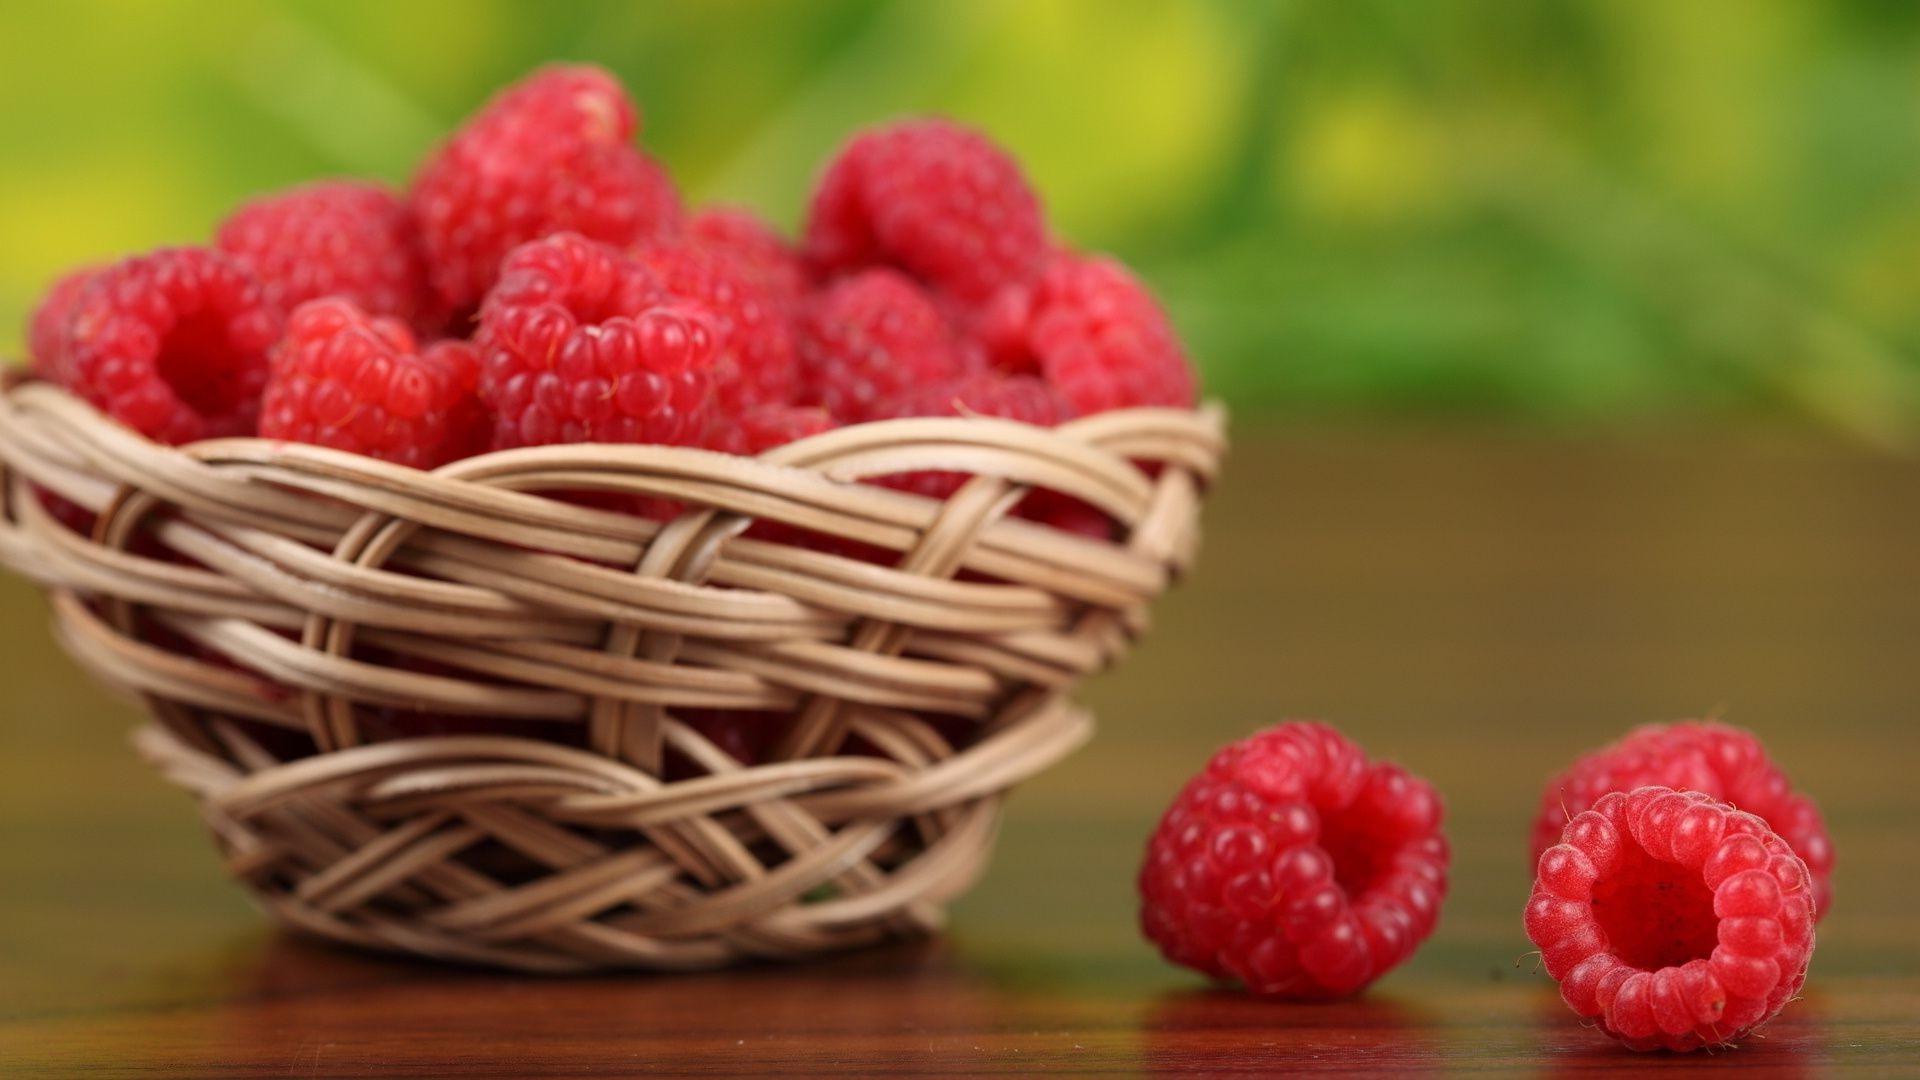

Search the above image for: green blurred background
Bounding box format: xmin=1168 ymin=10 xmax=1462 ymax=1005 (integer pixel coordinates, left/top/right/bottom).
xmin=7 ymin=0 xmax=1920 ymax=441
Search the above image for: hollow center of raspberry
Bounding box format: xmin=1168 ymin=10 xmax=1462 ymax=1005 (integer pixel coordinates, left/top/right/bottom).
xmin=1317 ymin=807 xmax=1390 ymax=899
xmin=159 ymin=310 xmax=256 ymax=417
xmin=1590 ymin=839 xmax=1719 ymax=972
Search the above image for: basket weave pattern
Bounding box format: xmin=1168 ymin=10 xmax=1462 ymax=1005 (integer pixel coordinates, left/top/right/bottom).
xmin=0 ymin=379 xmax=1223 ymax=971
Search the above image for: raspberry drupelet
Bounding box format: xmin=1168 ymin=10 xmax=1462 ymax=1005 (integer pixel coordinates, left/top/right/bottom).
xmin=805 ymin=118 xmax=1049 ymax=308
xmin=1533 ymin=721 xmax=1834 ymax=920
xmin=24 ymin=263 xmax=101 ymax=383
xmin=1139 ymin=722 xmax=1450 ymax=998
xmin=475 ymin=233 xmax=716 ymax=450
xmin=981 ymin=251 xmax=1197 ymax=414
xmin=797 ymin=269 xmax=972 ymax=421
xmin=634 ymin=238 xmax=799 ymax=418
xmin=216 ymin=180 xmax=432 ymax=328
xmin=1527 ymin=786 xmax=1817 ymax=1052
xmin=410 ymin=64 xmax=682 ymax=316
xmin=260 ymin=299 xmax=487 ymax=469
xmin=57 ymin=247 xmax=281 ymax=444
xmin=686 ymin=205 xmax=809 ymax=315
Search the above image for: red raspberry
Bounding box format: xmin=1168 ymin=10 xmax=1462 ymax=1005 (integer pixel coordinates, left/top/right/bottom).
xmin=635 ymin=238 xmax=799 ymax=418
xmin=804 ymin=118 xmax=1048 ymax=307
xmin=216 ymin=180 xmax=431 ymax=327
xmin=260 ymin=298 xmax=486 ymax=469
xmin=24 ymin=263 xmax=101 ymax=382
xmin=687 ymin=206 xmax=808 ymax=315
xmin=870 ymin=371 xmax=1109 ymax=538
xmin=1533 ymin=721 xmax=1834 ymax=921
xmin=410 ymin=64 xmax=682 ymax=316
xmin=1139 ymin=721 xmax=1449 ymax=998
xmin=476 ymin=234 xmax=715 ymax=449
xmin=59 ymin=247 xmax=281 ymax=444
xmin=1526 ymin=786 xmax=1817 ymax=1052
xmin=706 ymin=404 xmax=835 ymax=457
xmin=797 ymin=269 xmax=971 ymax=421
xmin=981 ymin=251 xmax=1196 ymax=415
xmin=875 ymin=370 xmax=1067 ymax=427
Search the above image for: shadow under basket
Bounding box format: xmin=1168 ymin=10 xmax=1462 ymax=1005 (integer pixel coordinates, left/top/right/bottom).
xmin=0 ymin=378 xmax=1224 ymax=973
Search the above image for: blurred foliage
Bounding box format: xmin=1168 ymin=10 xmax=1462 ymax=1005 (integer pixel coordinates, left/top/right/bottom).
xmin=5 ymin=0 xmax=1920 ymax=437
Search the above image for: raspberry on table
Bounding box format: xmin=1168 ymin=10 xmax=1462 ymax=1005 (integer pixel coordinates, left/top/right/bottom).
xmin=410 ymin=64 xmax=682 ymax=316
xmin=24 ymin=263 xmax=101 ymax=383
xmin=981 ymin=251 xmax=1197 ymax=415
xmin=1138 ymin=721 xmax=1450 ymax=998
xmin=635 ymin=238 xmax=799 ymax=418
xmin=1527 ymin=786 xmax=1817 ymax=1052
xmin=804 ymin=118 xmax=1049 ymax=308
xmin=216 ymin=180 xmax=432 ymax=328
xmin=687 ymin=205 xmax=809 ymax=315
xmin=259 ymin=298 xmax=487 ymax=469
xmin=476 ymin=233 xmax=716 ymax=450
xmin=797 ymin=269 xmax=971 ymax=421
xmin=57 ymin=247 xmax=280 ymax=444
xmin=1533 ymin=721 xmax=1834 ymax=921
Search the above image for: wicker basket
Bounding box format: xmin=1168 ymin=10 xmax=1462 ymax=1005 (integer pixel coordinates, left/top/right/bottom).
xmin=0 ymin=376 xmax=1223 ymax=972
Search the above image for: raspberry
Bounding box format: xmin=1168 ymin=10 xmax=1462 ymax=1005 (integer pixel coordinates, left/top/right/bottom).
xmin=706 ymin=404 xmax=834 ymax=457
xmin=1533 ymin=721 xmax=1834 ymax=921
xmin=635 ymin=238 xmax=799 ymax=418
xmin=24 ymin=263 xmax=101 ymax=382
xmin=410 ymin=64 xmax=682 ymax=316
xmin=215 ymin=180 xmax=431 ymax=327
xmin=1526 ymin=786 xmax=1817 ymax=1052
xmin=1138 ymin=721 xmax=1450 ymax=998
xmin=797 ymin=269 xmax=971 ymax=421
xmin=58 ymin=247 xmax=280 ymax=444
xmin=260 ymin=298 xmax=486 ymax=469
xmin=476 ymin=233 xmax=715 ymax=449
xmin=804 ymin=118 xmax=1048 ymax=307
xmin=687 ymin=205 xmax=808 ymax=315
xmin=981 ymin=251 xmax=1196 ymax=415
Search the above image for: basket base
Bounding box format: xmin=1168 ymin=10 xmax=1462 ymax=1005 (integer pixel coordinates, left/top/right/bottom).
xmin=130 ymin=708 xmax=1086 ymax=972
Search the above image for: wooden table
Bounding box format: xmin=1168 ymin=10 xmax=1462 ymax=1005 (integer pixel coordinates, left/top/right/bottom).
xmin=2 ymin=428 xmax=1916 ymax=1076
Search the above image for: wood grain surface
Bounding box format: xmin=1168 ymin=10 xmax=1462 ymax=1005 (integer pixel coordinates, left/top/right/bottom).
xmin=2 ymin=428 xmax=1916 ymax=1077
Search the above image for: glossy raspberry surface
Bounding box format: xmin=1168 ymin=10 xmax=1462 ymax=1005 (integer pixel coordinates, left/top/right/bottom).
xmin=475 ymin=233 xmax=716 ymax=450
xmin=1526 ymin=786 xmax=1817 ymax=1052
xmin=1534 ymin=721 xmax=1834 ymax=920
xmin=1139 ymin=721 xmax=1450 ymax=998
xmin=260 ymin=298 xmax=486 ymax=468
xmin=981 ymin=251 xmax=1196 ymax=415
xmin=216 ymin=180 xmax=431 ymax=327
xmin=59 ymin=247 xmax=281 ymax=444
xmin=805 ymin=118 xmax=1048 ymax=307
xmin=410 ymin=64 xmax=681 ymax=315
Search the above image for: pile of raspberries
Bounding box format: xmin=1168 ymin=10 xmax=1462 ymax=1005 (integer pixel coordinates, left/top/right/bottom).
xmin=1138 ymin=718 xmax=1829 ymax=1054
xmin=22 ymin=64 xmax=1196 ymax=478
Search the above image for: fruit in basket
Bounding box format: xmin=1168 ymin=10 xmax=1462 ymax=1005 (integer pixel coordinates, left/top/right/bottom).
xmin=259 ymin=298 xmax=487 ymax=468
xmin=1138 ymin=721 xmax=1449 ymax=998
xmin=19 ymin=64 xmax=1198 ymax=467
xmin=979 ymin=251 xmax=1197 ymax=413
xmin=410 ymin=64 xmax=682 ymax=317
xmin=796 ymin=268 xmax=971 ymax=421
xmin=634 ymin=237 xmax=800 ymax=418
xmin=53 ymin=247 xmax=281 ymax=444
xmin=686 ymin=206 xmax=810 ymax=316
xmin=475 ymin=232 xmax=716 ymax=450
xmin=1532 ymin=721 xmax=1834 ymax=920
xmin=805 ymin=118 xmax=1049 ymax=308
xmin=1526 ymin=786 xmax=1816 ymax=1052
xmin=217 ymin=180 xmax=432 ymax=329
